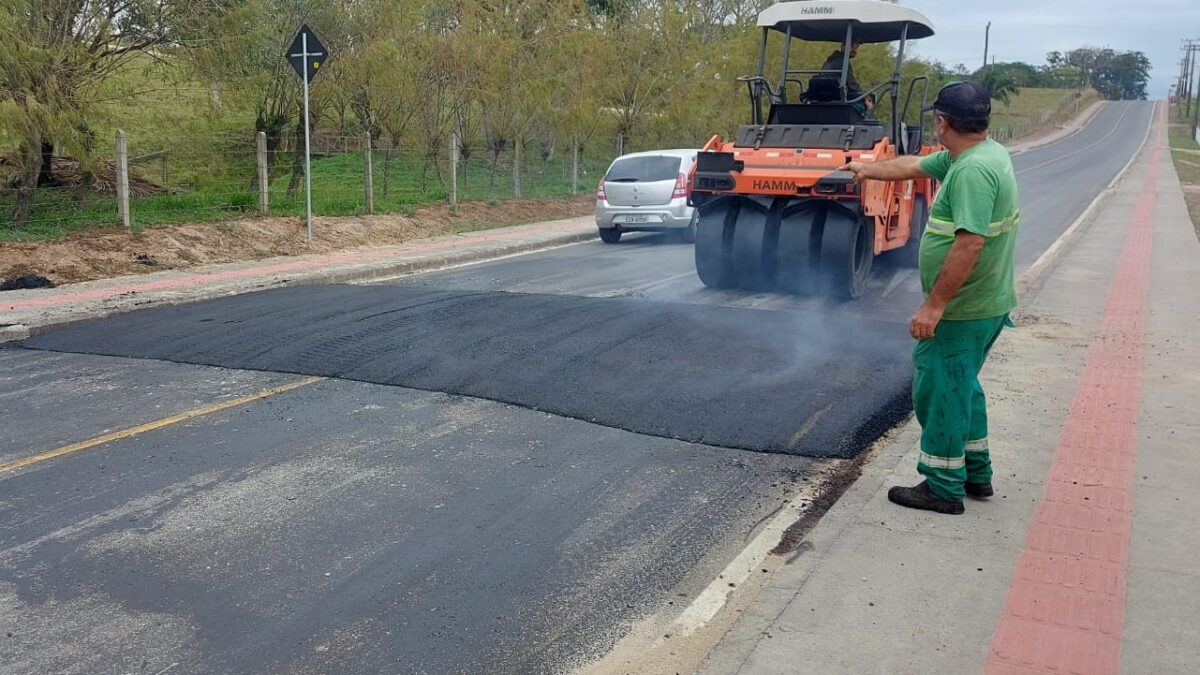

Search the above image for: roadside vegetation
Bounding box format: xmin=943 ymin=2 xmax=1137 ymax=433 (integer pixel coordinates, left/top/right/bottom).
xmin=1168 ymin=104 xmax=1200 ymax=239
xmin=1 ymin=1 xmax=1151 ymax=244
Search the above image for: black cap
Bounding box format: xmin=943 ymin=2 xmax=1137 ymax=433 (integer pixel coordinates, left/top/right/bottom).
xmin=928 ymin=81 xmax=991 ymax=121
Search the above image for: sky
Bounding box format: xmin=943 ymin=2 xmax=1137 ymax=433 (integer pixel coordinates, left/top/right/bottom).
xmin=900 ymin=0 xmax=1198 ymax=97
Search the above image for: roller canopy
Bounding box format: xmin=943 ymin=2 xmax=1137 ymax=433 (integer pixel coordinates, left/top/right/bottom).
xmin=757 ymin=1 xmax=935 ymax=43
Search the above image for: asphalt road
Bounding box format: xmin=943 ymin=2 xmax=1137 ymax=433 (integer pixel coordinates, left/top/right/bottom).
xmin=22 ymin=285 xmax=914 ymax=457
xmin=0 ymin=101 xmax=1154 ymax=675
xmin=408 ymin=102 xmax=1152 ymax=323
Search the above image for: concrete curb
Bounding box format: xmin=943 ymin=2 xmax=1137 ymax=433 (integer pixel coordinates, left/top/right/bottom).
xmin=696 ymin=423 xmax=922 ymax=675
xmin=1 ymin=227 xmax=597 ymax=342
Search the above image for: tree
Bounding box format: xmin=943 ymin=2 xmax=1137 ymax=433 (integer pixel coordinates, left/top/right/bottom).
xmin=185 ymin=0 xmax=355 ymax=194
xmin=1052 ymin=47 xmax=1149 ymax=101
xmin=591 ymin=2 xmax=723 ymax=153
xmin=987 ymin=61 xmax=1041 ymax=88
xmin=1093 ymin=50 xmax=1150 ymax=101
xmin=0 ymin=0 xmax=188 ymax=228
xmin=2 ymin=0 xmax=964 ymax=229
xmin=584 ymin=0 xmax=630 ymax=17
xmin=973 ymin=67 xmax=1021 ymax=106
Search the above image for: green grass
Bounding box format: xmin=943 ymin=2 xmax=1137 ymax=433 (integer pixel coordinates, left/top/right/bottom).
xmin=0 ymin=47 xmax=611 ymax=241
xmin=987 ymin=87 xmax=1095 ymax=143
xmin=1168 ymin=103 xmax=1200 ymax=242
xmin=990 ymin=88 xmax=1073 ymax=125
xmin=1173 ymin=152 xmax=1200 ymax=184
xmin=0 ymin=86 xmax=1092 ymax=241
xmin=0 ymin=190 xmax=121 ymax=240
xmin=1 ymin=147 xmax=608 ymax=241
xmin=0 ymin=53 xmax=611 ymax=241
xmin=1168 ymin=105 xmax=1200 ymax=152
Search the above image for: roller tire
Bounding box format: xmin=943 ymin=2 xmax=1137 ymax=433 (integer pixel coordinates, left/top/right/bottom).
xmin=895 ymin=196 xmax=927 ymax=268
xmin=818 ymin=208 xmax=874 ymax=300
xmin=776 ymin=203 xmax=825 ymax=295
xmin=694 ymin=201 xmax=737 ymax=289
xmin=730 ymin=201 xmax=777 ymax=291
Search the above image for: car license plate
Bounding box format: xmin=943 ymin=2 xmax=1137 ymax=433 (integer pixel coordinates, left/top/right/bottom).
xmin=622 ymin=215 xmax=650 ymax=224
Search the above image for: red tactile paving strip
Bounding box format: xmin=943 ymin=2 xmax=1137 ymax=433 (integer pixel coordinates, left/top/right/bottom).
xmin=1 ymin=220 xmax=584 ymax=313
xmin=985 ymin=104 xmax=1163 ymax=675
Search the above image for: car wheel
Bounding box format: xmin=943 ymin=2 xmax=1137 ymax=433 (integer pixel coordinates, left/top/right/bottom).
xmin=598 ymin=227 xmax=622 ymax=244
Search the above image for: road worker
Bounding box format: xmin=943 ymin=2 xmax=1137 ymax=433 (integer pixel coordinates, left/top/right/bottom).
xmin=841 ymin=81 xmax=1020 ymax=514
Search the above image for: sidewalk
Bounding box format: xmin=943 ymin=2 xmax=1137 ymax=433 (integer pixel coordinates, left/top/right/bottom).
xmin=700 ymin=102 xmax=1200 ymax=674
xmin=0 ymin=216 xmax=595 ymax=341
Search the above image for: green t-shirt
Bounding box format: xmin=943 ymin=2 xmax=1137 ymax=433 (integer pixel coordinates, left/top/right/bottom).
xmin=918 ymin=139 xmax=1020 ymax=320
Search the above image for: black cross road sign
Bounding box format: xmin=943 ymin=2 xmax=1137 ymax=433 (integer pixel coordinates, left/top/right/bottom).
xmin=287 ymin=24 xmax=327 ymax=83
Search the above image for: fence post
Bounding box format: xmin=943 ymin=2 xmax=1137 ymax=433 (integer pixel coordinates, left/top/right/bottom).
xmin=115 ymin=130 xmax=130 ymax=229
xmin=256 ymin=131 xmax=269 ymax=216
xmin=363 ymin=131 xmax=374 ymax=214
xmin=450 ymin=128 xmax=459 ymax=212
xmin=513 ymin=137 xmax=522 ymax=198
xmin=571 ymin=137 xmax=579 ymax=196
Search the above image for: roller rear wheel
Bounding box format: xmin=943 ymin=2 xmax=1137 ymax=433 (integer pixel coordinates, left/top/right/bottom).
xmin=694 ymin=201 xmax=737 ymax=289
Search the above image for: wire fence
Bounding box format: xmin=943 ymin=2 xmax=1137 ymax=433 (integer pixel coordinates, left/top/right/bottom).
xmin=3 ymin=90 xmax=1093 ymax=237
xmin=990 ymin=90 xmax=1089 ymax=144
xmin=1 ymin=130 xmax=614 ymax=237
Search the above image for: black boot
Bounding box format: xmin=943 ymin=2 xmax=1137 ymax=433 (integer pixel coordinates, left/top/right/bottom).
xmin=965 ymin=481 xmax=994 ymax=499
xmin=887 ymin=481 xmax=964 ymax=515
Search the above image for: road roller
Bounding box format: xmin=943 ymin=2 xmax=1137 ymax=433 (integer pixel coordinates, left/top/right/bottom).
xmin=688 ymin=0 xmax=941 ymax=299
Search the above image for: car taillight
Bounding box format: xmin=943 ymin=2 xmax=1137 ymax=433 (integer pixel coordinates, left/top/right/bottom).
xmin=596 ymin=179 xmax=606 ymax=201
xmin=672 ymin=172 xmax=687 ymax=199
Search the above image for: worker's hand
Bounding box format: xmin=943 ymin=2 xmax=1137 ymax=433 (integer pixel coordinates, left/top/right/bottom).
xmin=910 ymin=301 xmax=944 ymax=340
xmin=840 ymin=161 xmax=871 ymax=184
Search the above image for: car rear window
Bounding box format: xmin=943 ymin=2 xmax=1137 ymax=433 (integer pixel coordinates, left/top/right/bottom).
xmin=606 ymin=156 xmax=682 ymax=182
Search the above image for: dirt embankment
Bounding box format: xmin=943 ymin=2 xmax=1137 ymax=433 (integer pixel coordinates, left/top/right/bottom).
xmin=0 ymin=196 xmax=594 ymax=286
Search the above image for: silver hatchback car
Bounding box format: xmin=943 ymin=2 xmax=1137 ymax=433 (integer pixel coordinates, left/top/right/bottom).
xmin=595 ymin=149 xmax=698 ymax=244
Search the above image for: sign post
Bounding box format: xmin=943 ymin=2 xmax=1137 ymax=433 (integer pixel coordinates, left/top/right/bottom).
xmin=287 ymin=24 xmax=327 ymax=243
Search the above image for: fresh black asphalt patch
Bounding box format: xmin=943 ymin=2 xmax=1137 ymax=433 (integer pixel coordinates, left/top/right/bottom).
xmin=20 ymin=285 xmax=914 ymax=457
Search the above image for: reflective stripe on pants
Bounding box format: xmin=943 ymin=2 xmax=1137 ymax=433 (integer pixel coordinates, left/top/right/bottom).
xmin=912 ymin=314 xmax=1010 ymax=499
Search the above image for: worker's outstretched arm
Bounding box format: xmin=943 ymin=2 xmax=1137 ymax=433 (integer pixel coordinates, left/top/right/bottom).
xmin=840 ymin=156 xmax=927 ymax=183
xmin=910 ymin=230 xmax=986 ymax=339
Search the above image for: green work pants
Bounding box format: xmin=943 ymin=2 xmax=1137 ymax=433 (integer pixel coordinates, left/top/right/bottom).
xmin=912 ymin=314 xmax=1011 ymax=500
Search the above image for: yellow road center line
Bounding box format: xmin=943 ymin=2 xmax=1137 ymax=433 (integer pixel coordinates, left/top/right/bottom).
xmin=0 ymin=376 xmax=325 ymax=476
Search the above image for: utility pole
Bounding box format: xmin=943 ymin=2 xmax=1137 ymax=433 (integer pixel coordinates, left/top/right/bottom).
xmin=1191 ymin=43 xmax=1200 ymax=115
xmin=1182 ymin=43 xmax=1193 ymax=116
xmin=1183 ymin=44 xmax=1193 ymax=98
xmin=1178 ymin=58 xmax=1188 ymax=107
xmin=983 ymin=22 xmax=991 ymax=72
xmin=1182 ymin=40 xmax=1200 ymax=119
xmin=1192 ymin=44 xmax=1200 ymax=138
xmin=1186 ymin=49 xmax=1192 ymax=103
